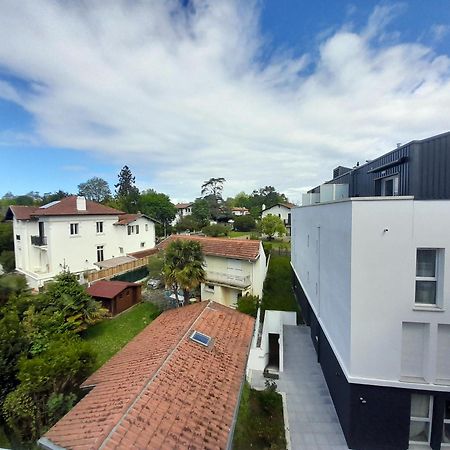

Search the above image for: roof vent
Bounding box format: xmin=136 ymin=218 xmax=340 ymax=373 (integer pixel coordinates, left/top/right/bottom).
xmin=190 ymin=331 xmax=211 ymax=347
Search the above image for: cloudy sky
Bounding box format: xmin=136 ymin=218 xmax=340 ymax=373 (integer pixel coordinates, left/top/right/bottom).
xmin=1 ymin=0 xmax=450 ymax=203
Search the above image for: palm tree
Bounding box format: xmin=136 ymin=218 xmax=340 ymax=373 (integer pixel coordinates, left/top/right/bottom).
xmin=162 ymin=239 xmax=206 ymax=305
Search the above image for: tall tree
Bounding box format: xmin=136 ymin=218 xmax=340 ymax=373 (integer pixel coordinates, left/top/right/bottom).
xmin=78 ymin=177 xmax=111 ymax=203
xmin=191 ymin=198 xmax=211 ymax=227
xmin=138 ymin=189 xmax=176 ymax=232
xmin=260 ymin=215 xmax=286 ymax=240
xmin=201 ymin=177 xmax=226 ymax=200
xmin=115 ymin=166 xmax=140 ymax=213
xmin=162 ymin=239 xmax=206 ymax=304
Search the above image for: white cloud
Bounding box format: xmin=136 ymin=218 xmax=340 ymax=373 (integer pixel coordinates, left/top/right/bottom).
xmin=0 ymin=0 xmax=450 ymax=203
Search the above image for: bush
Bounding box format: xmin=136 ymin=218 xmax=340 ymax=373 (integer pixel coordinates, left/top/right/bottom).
xmin=175 ymin=215 xmax=202 ymax=232
xmin=237 ymin=294 xmax=259 ymax=317
xmin=201 ymin=224 xmax=230 ymax=237
xmin=0 ymin=250 xmax=15 ymax=273
xmin=233 ymin=215 xmax=256 ymax=232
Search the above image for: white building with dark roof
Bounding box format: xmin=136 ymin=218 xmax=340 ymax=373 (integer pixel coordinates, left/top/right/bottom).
xmin=5 ymin=196 xmax=156 ymax=289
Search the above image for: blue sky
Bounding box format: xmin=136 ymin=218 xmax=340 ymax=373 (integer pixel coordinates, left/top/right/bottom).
xmin=1 ymin=0 xmax=450 ymax=203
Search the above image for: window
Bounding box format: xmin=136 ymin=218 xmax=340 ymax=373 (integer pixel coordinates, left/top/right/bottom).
xmin=415 ymin=249 xmax=438 ymax=305
xmin=205 ymin=284 xmax=214 ymax=292
xmin=70 ymin=223 xmax=79 ymax=235
xmin=443 ymin=400 xmax=450 ymax=446
xmin=16 ymin=235 xmax=20 ymax=241
xmin=96 ymin=245 xmax=104 ymax=262
xmin=140 ymin=242 xmax=145 ymax=248
xmin=145 ymin=224 xmax=148 ymax=231
xmin=119 ymin=247 xmax=124 ymax=254
xmin=127 ymin=225 xmax=133 ymax=235
xmin=409 ymin=394 xmax=433 ymax=445
xmin=135 ymin=225 xmax=139 ymax=234
xmin=381 ymin=175 xmax=399 ymax=196
xmin=190 ymin=331 xmax=211 ymax=346
xmin=96 ymin=222 xmax=103 ymax=233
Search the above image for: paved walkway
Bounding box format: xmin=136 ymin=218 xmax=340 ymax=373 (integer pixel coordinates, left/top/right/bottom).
xmin=249 ymin=325 xmax=349 ymax=450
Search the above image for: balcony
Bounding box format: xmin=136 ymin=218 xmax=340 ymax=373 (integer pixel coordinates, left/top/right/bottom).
xmin=206 ymin=271 xmax=251 ymax=289
xmin=31 ymin=235 xmax=47 ymax=246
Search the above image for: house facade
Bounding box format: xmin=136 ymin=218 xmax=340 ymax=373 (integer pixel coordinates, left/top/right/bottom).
xmin=172 ymin=202 xmax=193 ymax=225
xmin=292 ymin=132 xmax=450 ymax=450
xmin=6 ymin=196 xmax=156 ymax=289
xmin=159 ymin=235 xmax=267 ymax=308
xmin=261 ymin=202 xmax=295 ymax=236
xmin=232 ymin=207 xmax=250 ymax=216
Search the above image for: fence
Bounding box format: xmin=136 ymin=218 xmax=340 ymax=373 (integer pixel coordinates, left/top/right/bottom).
xmin=86 ymin=255 xmax=154 ymax=283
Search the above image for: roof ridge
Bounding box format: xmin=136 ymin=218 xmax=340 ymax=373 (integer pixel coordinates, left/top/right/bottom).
xmin=98 ymin=302 xmax=210 ymax=450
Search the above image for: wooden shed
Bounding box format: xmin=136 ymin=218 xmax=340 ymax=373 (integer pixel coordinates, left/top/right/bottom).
xmin=87 ymin=280 xmax=141 ymax=316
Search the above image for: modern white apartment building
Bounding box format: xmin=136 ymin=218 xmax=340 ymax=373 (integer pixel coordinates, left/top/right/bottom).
xmin=6 ymin=196 xmax=156 ymax=289
xmin=292 ymin=132 xmax=450 ymax=450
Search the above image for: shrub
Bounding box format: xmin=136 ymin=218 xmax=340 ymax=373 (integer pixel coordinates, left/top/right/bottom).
xmin=237 ymin=294 xmax=259 ymax=317
xmin=0 ymin=250 xmax=15 ymax=273
xmin=233 ymin=215 xmax=256 ymax=232
xmin=201 ymin=224 xmax=230 ymax=237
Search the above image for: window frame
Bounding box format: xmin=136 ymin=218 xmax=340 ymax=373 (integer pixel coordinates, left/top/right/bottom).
xmin=96 ymin=221 xmax=103 ymax=234
xmin=70 ymin=223 xmax=79 ymax=236
xmin=415 ymin=248 xmax=441 ymax=306
xmin=96 ymin=245 xmax=104 ymax=262
xmin=381 ymin=174 xmax=399 ymax=196
xmin=409 ymin=394 xmax=433 ymax=446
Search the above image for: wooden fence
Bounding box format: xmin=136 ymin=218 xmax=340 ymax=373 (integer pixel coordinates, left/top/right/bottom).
xmin=87 ymin=255 xmax=153 ymax=283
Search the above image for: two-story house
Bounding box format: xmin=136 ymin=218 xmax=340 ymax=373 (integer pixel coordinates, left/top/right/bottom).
xmin=5 ymin=196 xmax=156 ymax=289
xmin=292 ymin=131 xmax=450 ymax=450
xmin=231 ymin=207 xmax=250 ymax=216
xmin=158 ymin=235 xmax=267 ymax=308
xmin=261 ymin=202 xmax=295 ymax=236
xmin=172 ymin=202 xmax=193 ymax=225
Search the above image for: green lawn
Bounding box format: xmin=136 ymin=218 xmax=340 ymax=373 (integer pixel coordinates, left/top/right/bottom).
xmin=229 ymin=231 xmax=253 ymax=238
xmin=233 ymin=382 xmax=286 ymax=450
xmin=261 ymin=255 xmax=300 ymax=318
xmin=82 ymin=302 xmax=160 ymax=370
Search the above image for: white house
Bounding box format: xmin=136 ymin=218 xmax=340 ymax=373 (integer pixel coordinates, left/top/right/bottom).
xmin=231 ymin=207 xmax=250 ymax=216
xmin=261 ymin=202 xmax=295 ymax=236
xmin=292 ymin=132 xmax=450 ymax=450
xmin=158 ymin=235 xmax=267 ymax=308
xmin=172 ymin=202 xmax=193 ymax=225
xmin=6 ymin=196 xmax=156 ymax=289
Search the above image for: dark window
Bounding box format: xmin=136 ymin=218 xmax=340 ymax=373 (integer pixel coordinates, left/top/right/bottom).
xmin=135 ymin=225 xmax=139 ymax=234
xmin=70 ymin=223 xmax=79 ymax=235
xmin=96 ymin=222 xmax=103 ymax=233
xmin=97 ymin=245 xmax=104 ymax=262
xmin=16 ymin=235 xmax=20 ymax=240
xmin=127 ymin=225 xmax=132 ymax=235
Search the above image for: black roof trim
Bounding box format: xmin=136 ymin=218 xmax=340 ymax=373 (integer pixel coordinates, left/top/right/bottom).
xmin=366 ymin=156 xmax=408 ymax=174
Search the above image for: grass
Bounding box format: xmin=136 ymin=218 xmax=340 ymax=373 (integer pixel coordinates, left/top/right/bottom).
xmin=229 ymin=231 xmax=252 ymax=237
xmin=233 ymin=382 xmax=286 ymax=450
xmin=82 ymin=302 xmax=160 ymax=370
xmin=261 ymin=254 xmax=300 ymax=318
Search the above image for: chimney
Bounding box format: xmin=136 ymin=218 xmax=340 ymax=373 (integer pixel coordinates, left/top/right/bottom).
xmin=397 ymin=143 xmax=402 ymax=148
xmin=76 ymin=196 xmax=87 ymax=211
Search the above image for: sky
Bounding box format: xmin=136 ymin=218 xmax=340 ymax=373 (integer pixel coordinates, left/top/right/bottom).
xmin=1 ymin=0 xmax=450 ymax=204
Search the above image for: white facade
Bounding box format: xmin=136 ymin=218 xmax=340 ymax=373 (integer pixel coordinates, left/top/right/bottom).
xmin=261 ymin=203 xmax=293 ymax=236
xmin=11 ymin=204 xmax=155 ymax=289
xmin=172 ymin=203 xmax=193 ymax=225
xmin=200 ymin=243 xmax=267 ymax=308
xmin=291 ymin=197 xmax=450 ymax=392
xmin=232 ymin=207 xmax=250 ymax=216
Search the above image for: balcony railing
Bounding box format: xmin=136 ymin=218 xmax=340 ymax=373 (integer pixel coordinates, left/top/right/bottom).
xmin=31 ymin=235 xmax=47 ymax=246
xmin=206 ymin=271 xmax=251 ymax=289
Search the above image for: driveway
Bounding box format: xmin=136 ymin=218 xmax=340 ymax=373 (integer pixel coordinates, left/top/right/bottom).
xmin=249 ymin=325 xmax=349 ymax=450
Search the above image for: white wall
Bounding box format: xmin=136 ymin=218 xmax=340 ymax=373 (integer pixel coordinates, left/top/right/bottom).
xmin=262 ymin=205 xmax=290 ymax=222
xmin=291 ymin=200 xmax=353 ymax=370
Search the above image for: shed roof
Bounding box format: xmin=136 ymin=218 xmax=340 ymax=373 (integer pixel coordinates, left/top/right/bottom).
xmin=39 ymin=301 xmax=254 ymax=450
xmin=86 ymin=280 xmax=138 ymax=299
xmin=157 ymin=234 xmax=262 ymax=261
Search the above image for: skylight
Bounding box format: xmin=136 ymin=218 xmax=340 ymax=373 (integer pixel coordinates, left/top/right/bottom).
xmin=40 ymin=200 xmax=61 ymax=209
xmin=190 ymin=331 xmax=211 ymax=347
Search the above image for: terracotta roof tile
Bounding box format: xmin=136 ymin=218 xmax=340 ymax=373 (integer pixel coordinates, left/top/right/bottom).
xmin=175 ymin=202 xmax=193 ymax=209
xmin=157 ymin=235 xmax=262 ymax=261
xmin=7 ymin=205 xmax=38 ymax=220
xmin=86 ymin=280 xmax=138 ymax=299
xmin=41 ymin=301 xmax=254 ymax=450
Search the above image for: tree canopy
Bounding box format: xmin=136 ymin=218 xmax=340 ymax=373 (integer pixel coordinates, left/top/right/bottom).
xmin=115 ymin=165 xmax=140 ymax=213
xmin=78 ymin=177 xmax=111 ymax=203
xmin=138 ymin=189 xmax=176 ymax=228
xmin=260 ymin=215 xmax=286 ymax=240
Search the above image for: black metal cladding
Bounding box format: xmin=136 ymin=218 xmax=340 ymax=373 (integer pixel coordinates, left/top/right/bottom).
xmin=322 ymin=131 xmax=450 ymax=199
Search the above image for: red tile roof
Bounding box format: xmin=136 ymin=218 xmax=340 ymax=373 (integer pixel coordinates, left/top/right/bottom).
xmin=40 ymin=301 xmax=254 ymax=450
xmin=261 ymin=202 xmax=296 ymax=213
xmin=158 ymin=235 xmax=262 ymax=261
xmin=87 ymin=280 xmax=138 ymax=299
xmin=175 ymin=202 xmax=193 ymax=209
xmin=114 ymin=213 xmax=141 ymax=225
xmin=7 ymin=197 xmax=123 ymax=220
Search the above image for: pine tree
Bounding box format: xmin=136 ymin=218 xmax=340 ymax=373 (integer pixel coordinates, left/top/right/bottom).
xmin=114 ymin=166 xmax=140 ymax=213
